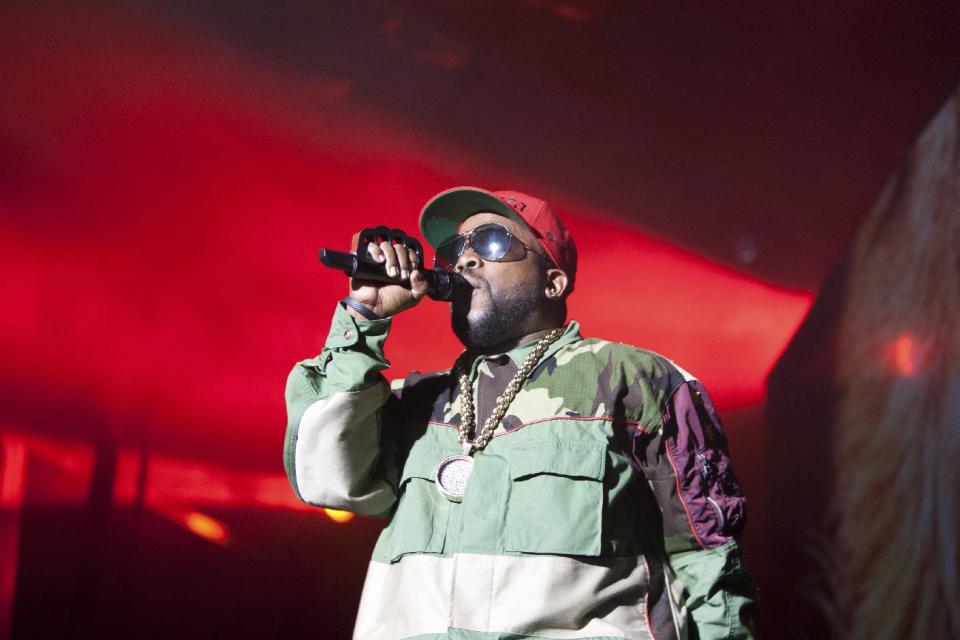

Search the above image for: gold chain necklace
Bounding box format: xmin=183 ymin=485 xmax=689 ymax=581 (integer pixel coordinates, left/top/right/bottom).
xmin=434 ymin=326 xmax=566 ymax=502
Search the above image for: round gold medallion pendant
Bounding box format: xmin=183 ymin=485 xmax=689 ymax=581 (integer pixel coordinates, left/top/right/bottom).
xmin=435 ymin=454 xmax=474 ymax=502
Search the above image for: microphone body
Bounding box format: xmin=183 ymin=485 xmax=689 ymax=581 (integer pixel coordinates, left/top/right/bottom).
xmin=319 ymin=249 xmax=470 ymax=301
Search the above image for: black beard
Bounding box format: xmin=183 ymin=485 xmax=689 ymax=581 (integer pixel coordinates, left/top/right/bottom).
xmin=451 ymin=278 xmax=544 ymax=350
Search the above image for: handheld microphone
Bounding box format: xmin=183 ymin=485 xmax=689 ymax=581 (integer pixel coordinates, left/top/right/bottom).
xmin=319 ymin=248 xmax=470 ymax=301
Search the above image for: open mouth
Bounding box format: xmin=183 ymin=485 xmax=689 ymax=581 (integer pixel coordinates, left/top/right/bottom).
xmin=454 ymin=273 xmax=485 ymax=298
xmin=450 ymin=274 xmax=486 ymax=309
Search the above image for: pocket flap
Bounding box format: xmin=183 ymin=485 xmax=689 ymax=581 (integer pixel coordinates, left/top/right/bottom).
xmin=509 ymin=443 xmax=605 ymax=481
xmin=399 ymin=444 xmax=443 ymax=485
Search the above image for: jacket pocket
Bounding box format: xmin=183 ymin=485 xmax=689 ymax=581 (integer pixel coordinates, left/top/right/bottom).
xmin=695 ymin=446 xmax=746 ymax=538
xmin=504 ymin=443 xmax=606 ymax=556
xmin=375 ymin=445 xmax=448 ymax=562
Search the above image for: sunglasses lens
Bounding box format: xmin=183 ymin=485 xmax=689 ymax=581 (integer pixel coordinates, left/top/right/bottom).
xmin=434 ymin=224 xmax=517 ymax=268
xmin=472 ymin=225 xmax=512 ymax=260
xmin=435 ymin=235 xmax=465 ymax=269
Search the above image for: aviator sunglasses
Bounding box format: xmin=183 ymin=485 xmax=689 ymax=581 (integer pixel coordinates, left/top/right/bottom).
xmin=433 ymin=223 xmax=544 ymax=270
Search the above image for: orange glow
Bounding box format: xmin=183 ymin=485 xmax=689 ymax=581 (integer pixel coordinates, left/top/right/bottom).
xmin=184 ymin=511 xmax=230 ymax=544
xmin=0 ymin=436 xmax=27 ymax=508
xmin=892 ymin=334 xmax=917 ymax=376
xmin=0 ymin=434 xmax=341 ymax=515
xmin=323 ymin=509 xmax=355 ymax=524
xmin=152 ymin=504 xmax=230 ymax=545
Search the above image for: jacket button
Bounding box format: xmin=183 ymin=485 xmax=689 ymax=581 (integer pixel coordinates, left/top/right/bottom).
xmin=344 ymin=329 xmax=354 ymax=340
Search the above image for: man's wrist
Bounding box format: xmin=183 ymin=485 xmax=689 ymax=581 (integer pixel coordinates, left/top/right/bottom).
xmin=341 ymin=297 xmax=385 ymax=321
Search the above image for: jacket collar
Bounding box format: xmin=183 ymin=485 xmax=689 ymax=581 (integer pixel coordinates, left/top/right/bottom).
xmin=461 ymin=320 xmax=582 ymax=378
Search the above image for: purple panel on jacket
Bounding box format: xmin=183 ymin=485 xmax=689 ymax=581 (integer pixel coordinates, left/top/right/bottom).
xmin=662 ymin=381 xmax=746 ymax=549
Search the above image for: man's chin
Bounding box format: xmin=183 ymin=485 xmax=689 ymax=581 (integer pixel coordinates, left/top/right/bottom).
xmin=451 ymin=309 xmax=493 ymax=349
xmin=451 ymin=294 xmax=487 ymax=329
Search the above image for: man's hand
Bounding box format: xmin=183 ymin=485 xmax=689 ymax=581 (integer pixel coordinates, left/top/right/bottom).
xmin=347 ymin=233 xmax=430 ymax=319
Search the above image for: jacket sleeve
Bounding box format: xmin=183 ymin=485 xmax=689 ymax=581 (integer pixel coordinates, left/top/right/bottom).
xmin=282 ymin=303 xmax=400 ymax=518
xmin=632 ymin=374 xmax=759 ymax=639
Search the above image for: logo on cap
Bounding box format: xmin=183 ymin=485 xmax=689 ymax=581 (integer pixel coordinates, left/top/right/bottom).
xmin=500 ymin=196 xmax=527 ymax=212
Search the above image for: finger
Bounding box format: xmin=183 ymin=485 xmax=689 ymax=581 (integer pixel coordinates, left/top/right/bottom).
xmin=409 ymin=269 xmax=430 ymax=299
xmin=366 ymin=242 xmax=385 ymax=263
xmin=406 ymin=246 xmax=421 ymax=271
xmin=379 ymin=240 xmax=400 ymax=278
xmin=395 ymin=244 xmax=412 ymax=279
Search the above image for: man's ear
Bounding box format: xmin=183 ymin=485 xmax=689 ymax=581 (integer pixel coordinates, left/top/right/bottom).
xmin=544 ymin=268 xmax=569 ymax=300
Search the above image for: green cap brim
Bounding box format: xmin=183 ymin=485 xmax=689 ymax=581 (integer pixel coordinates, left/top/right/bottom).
xmin=418 ymin=187 xmax=528 ymax=249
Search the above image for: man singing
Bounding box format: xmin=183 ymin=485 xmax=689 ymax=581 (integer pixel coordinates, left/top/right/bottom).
xmin=283 ymin=187 xmax=757 ymax=639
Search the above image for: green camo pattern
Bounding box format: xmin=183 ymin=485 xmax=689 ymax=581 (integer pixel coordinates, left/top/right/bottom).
xmin=284 ymin=305 xmax=757 ymax=640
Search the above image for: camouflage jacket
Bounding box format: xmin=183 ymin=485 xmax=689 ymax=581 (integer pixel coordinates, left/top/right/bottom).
xmin=284 ymin=304 xmax=757 ymax=640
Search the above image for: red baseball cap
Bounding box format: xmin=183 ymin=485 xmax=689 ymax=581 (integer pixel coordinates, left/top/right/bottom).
xmin=419 ymin=186 xmax=578 ymax=291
